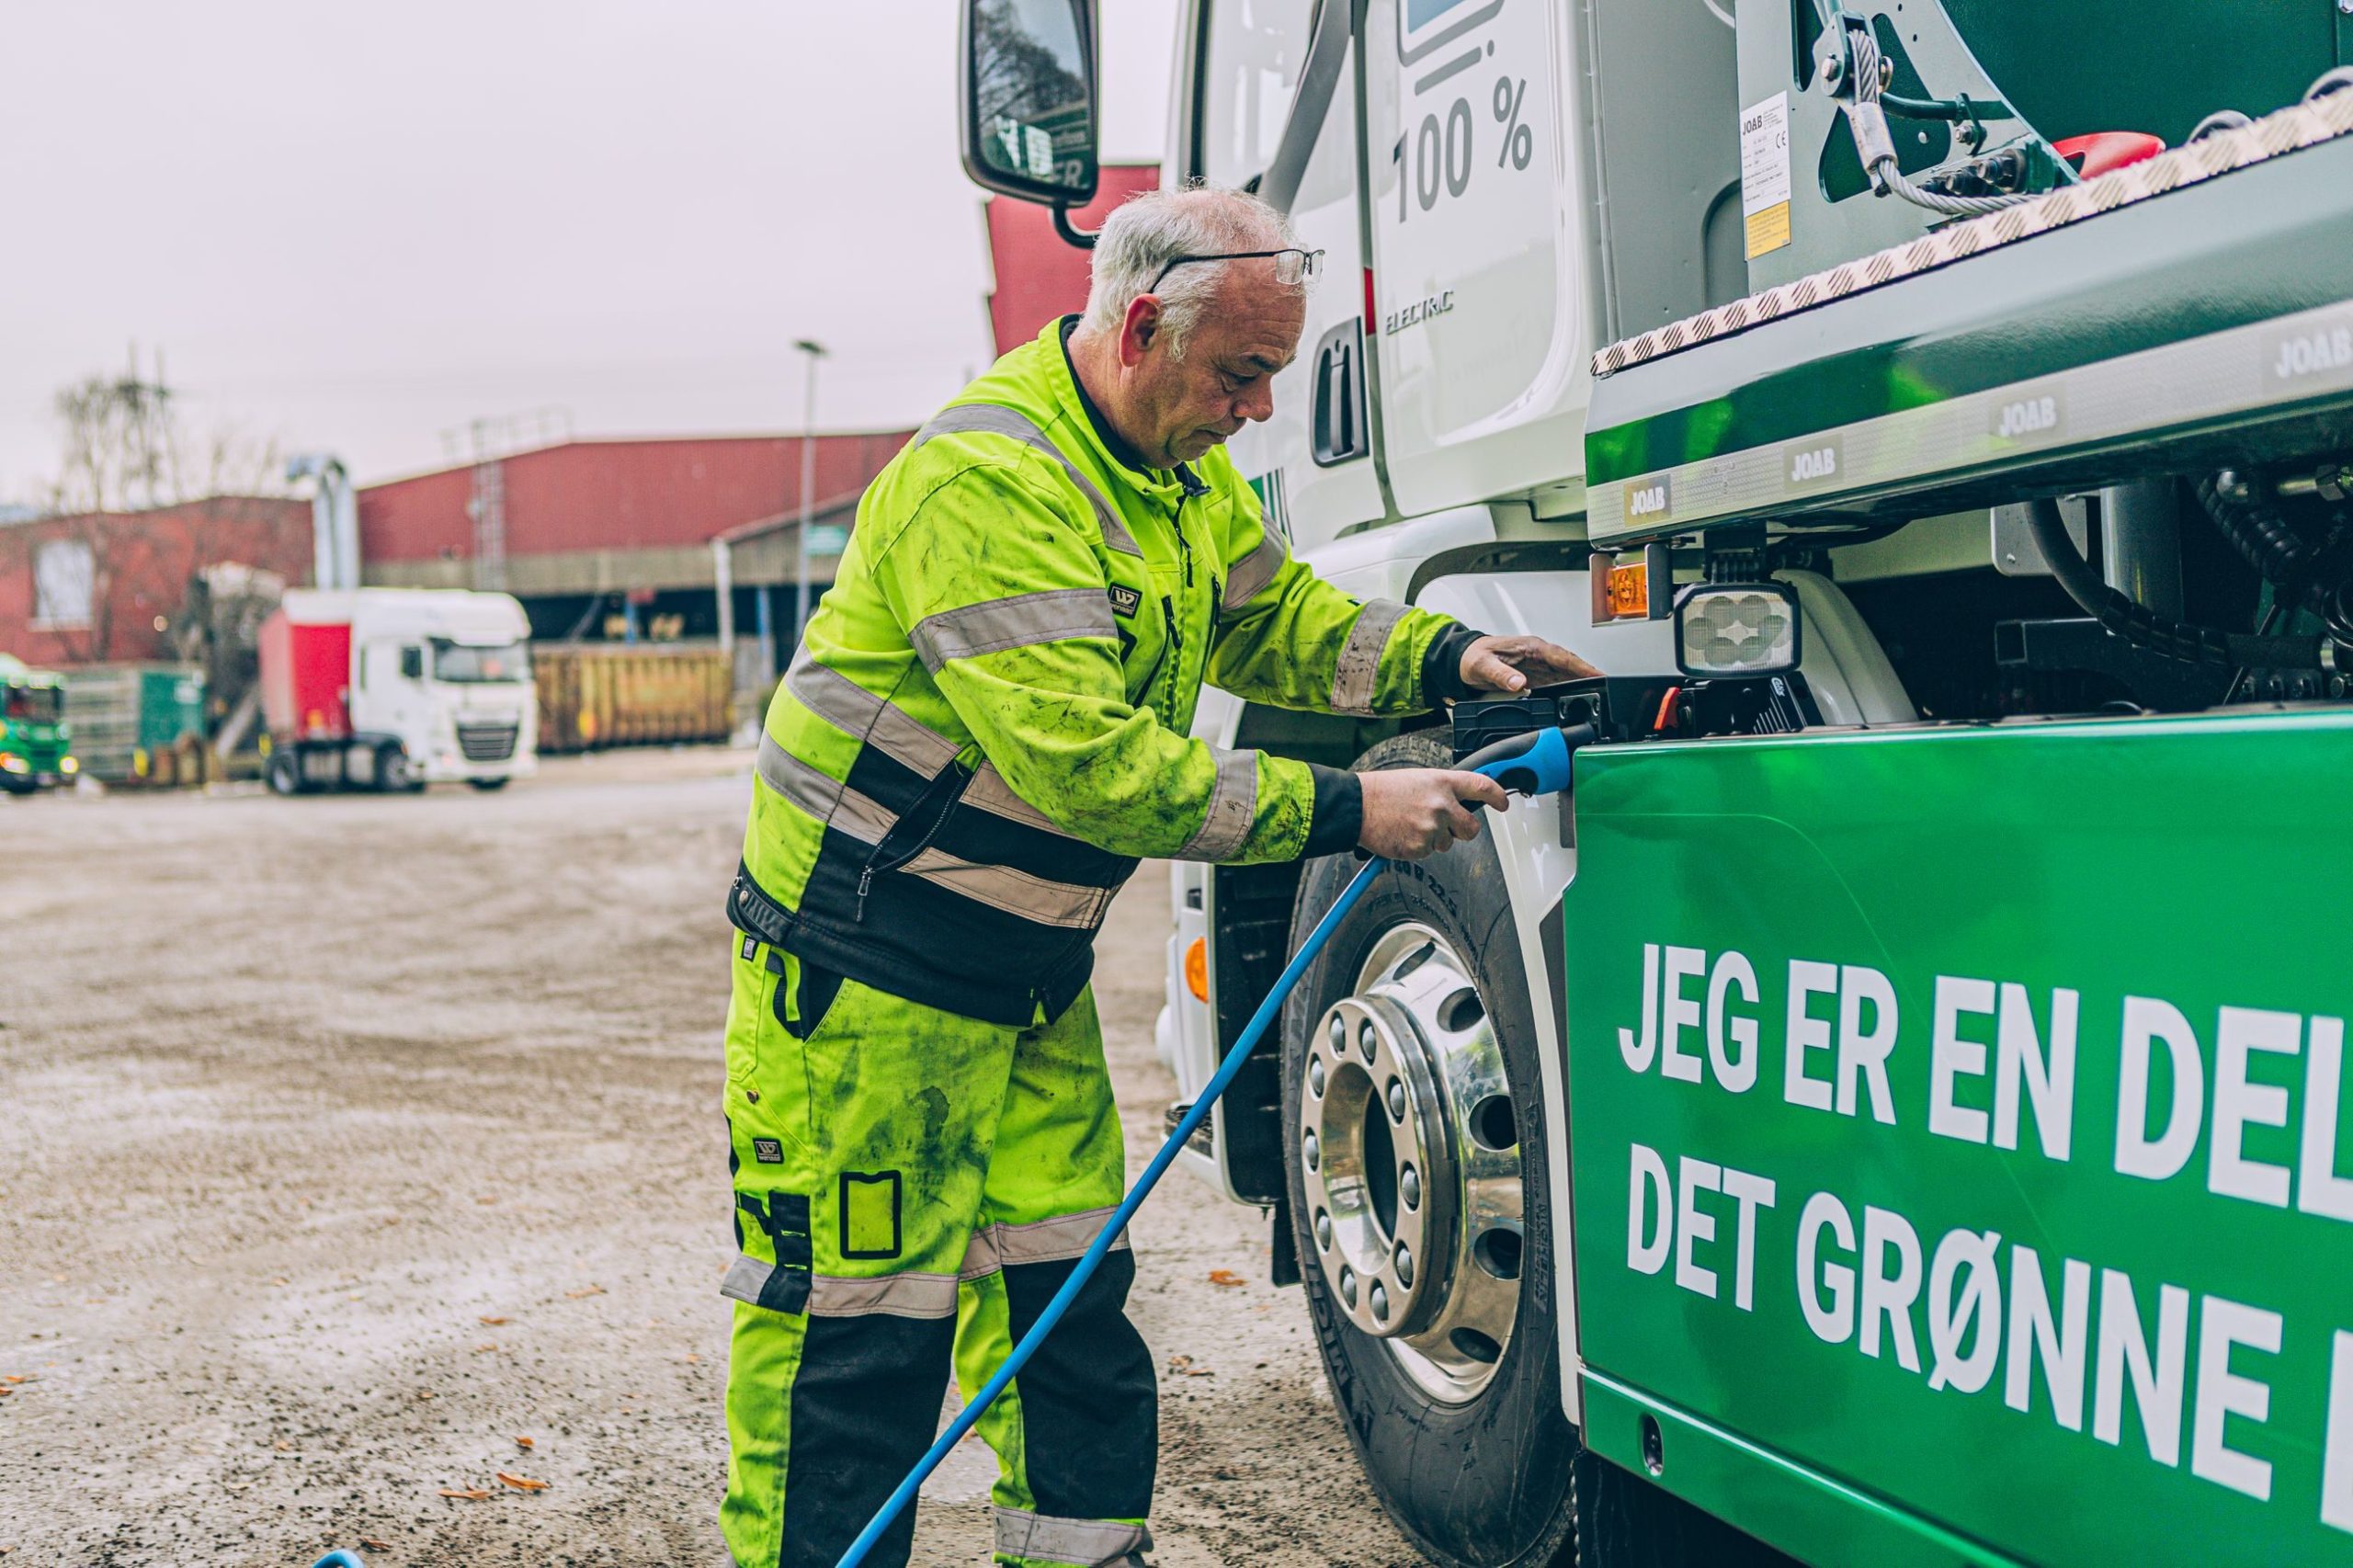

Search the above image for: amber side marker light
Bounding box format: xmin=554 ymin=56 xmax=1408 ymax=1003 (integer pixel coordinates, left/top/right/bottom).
xmin=1589 ymin=544 xmax=1675 ymax=626
xmin=1184 ymin=937 xmax=1210 ymax=1003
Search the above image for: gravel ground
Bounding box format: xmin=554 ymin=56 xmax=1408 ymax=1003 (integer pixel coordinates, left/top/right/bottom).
xmin=0 ymin=747 xmax=1416 ymax=1567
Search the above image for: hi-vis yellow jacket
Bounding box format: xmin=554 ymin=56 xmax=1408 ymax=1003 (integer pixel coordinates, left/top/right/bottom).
xmin=725 ymin=318 xmax=1476 ymax=1025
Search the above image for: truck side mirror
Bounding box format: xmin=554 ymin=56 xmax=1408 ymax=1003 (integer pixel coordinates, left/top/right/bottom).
xmin=400 ymin=645 xmax=424 ymax=681
xmin=960 ymin=0 xmax=1099 ymax=208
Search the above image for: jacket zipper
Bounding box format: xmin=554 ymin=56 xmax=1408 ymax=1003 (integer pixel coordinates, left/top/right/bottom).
xmin=1033 ymin=493 xmax=1193 ymax=1014
xmin=854 ymin=765 xmax=968 ymax=923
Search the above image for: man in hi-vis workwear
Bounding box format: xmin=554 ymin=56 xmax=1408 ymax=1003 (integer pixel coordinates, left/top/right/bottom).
xmin=717 ymin=186 xmax=1597 ymax=1568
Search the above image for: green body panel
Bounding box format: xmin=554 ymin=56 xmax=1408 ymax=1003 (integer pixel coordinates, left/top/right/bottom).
xmin=1580 ymin=1374 xmax=2016 ymax=1568
xmin=1563 ymin=711 xmax=2353 ymax=1566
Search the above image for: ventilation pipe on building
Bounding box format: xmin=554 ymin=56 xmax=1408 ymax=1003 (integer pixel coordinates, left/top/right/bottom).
xmin=712 ymin=536 xmax=736 ymax=656
xmin=286 ymin=454 xmax=360 ymax=590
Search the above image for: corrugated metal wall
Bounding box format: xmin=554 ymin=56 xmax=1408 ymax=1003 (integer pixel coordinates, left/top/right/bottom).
xmin=358 ymin=434 xmax=911 ymax=567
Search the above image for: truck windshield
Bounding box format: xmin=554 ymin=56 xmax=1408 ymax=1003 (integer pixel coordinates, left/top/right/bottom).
xmin=3 ymin=684 xmax=63 ymax=722
xmin=430 ymin=640 xmax=531 ymax=684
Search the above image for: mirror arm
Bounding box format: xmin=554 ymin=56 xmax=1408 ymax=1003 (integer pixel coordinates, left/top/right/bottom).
xmin=1256 ymin=0 xmax=1362 ymax=214
xmin=1051 ymin=202 xmax=1099 ymax=250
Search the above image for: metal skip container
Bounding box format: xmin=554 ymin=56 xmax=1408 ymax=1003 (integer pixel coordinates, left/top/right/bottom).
xmin=59 ymin=663 xmax=209 ymax=785
xmin=532 ymin=644 xmax=733 ymax=755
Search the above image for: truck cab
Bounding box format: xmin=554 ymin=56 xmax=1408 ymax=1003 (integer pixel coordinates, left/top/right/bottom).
xmin=261 ymin=589 xmax=538 ymax=794
xmin=0 ymin=654 xmax=77 ymax=793
xmin=960 ymin=4 xmax=2353 ymax=1563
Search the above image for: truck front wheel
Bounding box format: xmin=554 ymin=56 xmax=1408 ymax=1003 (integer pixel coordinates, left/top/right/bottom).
xmin=1281 ymin=733 xmax=1577 ymax=1568
xmin=267 ymin=750 xmax=302 ymax=797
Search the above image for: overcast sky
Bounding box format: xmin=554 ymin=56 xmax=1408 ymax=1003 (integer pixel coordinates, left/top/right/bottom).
xmin=0 ymin=1 xmax=1181 ymax=503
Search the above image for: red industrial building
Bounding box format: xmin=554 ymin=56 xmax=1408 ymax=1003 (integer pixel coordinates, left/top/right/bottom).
xmin=355 ymin=432 xmax=913 ymax=663
xmin=0 ymin=497 xmax=313 ymax=666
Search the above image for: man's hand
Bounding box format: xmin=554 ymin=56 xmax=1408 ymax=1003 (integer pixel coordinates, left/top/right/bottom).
xmin=1461 ymin=634 xmax=1601 ymax=694
xmin=1358 ymin=768 xmax=1509 ymax=860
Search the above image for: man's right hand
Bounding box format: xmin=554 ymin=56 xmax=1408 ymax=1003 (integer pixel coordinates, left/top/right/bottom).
xmin=1356 ymin=767 xmax=1510 ymax=859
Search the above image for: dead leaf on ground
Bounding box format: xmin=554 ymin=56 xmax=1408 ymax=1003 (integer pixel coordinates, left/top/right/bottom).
xmin=496 ymin=1471 xmax=550 ymax=1491
xmin=360 ymin=1539 xmax=392 ymax=1551
xmin=272 ymin=1439 xmax=294 ymax=1452
xmin=475 ymin=1195 xmax=499 ymax=1205
xmin=1165 ymin=1355 xmax=1211 ymax=1378
xmin=563 ymin=1285 xmax=606 ymax=1300
xmin=472 ymin=1343 xmax=498 ymax=1354
xmin=438 ymin=1486 xmax=491 ymax=1501
xmin=1 ymin=1375 xmax=27 ymax=1383
xmin=269 ymin=1278 xmax=290 ymax=1287
xmin=684 ymin=1351 xmax=701 ymax=1363
xmin=478 ymin=1315 xmax=509 ymax=1325
xmin=1206 ymin=1269 xmax=1245 ymax=1288
xmin=514 ymin=1436 xmax=535 ymax=1450
xmin=0 ymin=1388 xmax=13 ymax=1398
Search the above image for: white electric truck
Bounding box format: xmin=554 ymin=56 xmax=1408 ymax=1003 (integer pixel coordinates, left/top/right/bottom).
xmin=961 ymin=2 xmax=2353 ymax=1564
xmin=259 ymin=588 xmax=539 ymax=794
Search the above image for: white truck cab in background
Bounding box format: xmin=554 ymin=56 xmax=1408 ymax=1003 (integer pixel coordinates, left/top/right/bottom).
xmin=261 ymin=588 xmax=540 ymax=795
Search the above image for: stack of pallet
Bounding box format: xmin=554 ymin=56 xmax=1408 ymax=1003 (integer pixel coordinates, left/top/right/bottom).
xmin=533 ymin=645 xmax=733 ymax=755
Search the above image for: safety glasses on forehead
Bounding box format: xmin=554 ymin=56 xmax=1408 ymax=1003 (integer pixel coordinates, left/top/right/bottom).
xmin=1147 ymin=247 xmax=1324 ymax=292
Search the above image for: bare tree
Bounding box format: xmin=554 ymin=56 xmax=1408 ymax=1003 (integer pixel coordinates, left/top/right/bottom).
xmin=0 ymin=347 xmax=285 ymax=664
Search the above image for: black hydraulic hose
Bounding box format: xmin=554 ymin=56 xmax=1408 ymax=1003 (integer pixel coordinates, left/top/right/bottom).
xmin=2193 ymin=473 xmax=2345 ymax=613
xmin=2023 ymin=497 xmax=2327 ymax=670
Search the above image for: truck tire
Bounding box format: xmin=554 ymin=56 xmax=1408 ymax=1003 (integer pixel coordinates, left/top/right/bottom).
xmin=1280 ymin=731 xmax=1578 ymax=1568
xmin=467 ymin=776 xmax=510 ymax=791
xmin=377 ymin=746 xmax=412 ymax=792
xmin=267 ymin=751 xmax=302 ymax=797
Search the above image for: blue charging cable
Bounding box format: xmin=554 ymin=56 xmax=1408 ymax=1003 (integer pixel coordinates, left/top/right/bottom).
xmin=836 ymin=725 xmax=1583 ymax=1567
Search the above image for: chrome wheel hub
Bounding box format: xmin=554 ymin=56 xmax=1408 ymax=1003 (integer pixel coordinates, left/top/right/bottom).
xmin=1300 ymin=924 xmax=1526 ymax=1403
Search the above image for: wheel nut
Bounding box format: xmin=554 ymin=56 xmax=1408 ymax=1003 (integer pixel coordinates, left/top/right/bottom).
xmin=1386 ymin=1080 xmax=1406 ymax=1120
xmin=1327 ymin=1015 xmax=1347 ymax=1051
xmin=1308 ymin=1057 xmax=1325 ymax=1096
xmin=1401 ymin=1165 xmax=1421 ymax=1210
xmin=1302 ymin=1131 xmax=1320 ymax=1171
xmin=1358 ymin=1021 xmax=1378 ymax=1057
xmin=1315 ymin=1210 xmax=1333 ymax=1250
xmin=1370 ymin=1283 xmax=1390 ymax=1322
xmin=1394 ymin=1244 xmax=1415 ymax=1285
xmin=1339 ymin=1266 xmax=1358 ymax=1306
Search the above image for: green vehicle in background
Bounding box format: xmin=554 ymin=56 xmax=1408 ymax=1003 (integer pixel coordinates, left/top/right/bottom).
xmin=0 ymin=654 xmax=77 ymax=794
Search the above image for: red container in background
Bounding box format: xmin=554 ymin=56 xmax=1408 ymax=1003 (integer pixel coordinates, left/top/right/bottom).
xmin=257 ymin=610 xmax=352 ymax=741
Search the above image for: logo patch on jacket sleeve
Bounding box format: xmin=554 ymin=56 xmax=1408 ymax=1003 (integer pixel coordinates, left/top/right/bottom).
xmin=752 ymin=1138 xmax=785 ymax=1165
xmin=1107 ymin=584 xmax=1142 ymax=618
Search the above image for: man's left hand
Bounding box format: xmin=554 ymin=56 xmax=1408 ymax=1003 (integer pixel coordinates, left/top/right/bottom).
xmin=1460 ymin=634 xmax=1602 ymax=694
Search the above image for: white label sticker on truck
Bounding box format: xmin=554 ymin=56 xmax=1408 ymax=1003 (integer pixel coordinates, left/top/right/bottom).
xmin=1740 ymin=92 xmax=1791 ymax=259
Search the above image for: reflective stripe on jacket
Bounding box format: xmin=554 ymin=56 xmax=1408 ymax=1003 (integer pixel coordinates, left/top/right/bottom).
xmin=731 ymin=317 xmax=1461 ymax=1025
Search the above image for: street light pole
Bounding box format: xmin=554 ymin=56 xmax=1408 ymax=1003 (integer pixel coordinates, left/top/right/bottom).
xmin=792 ymin=338 xmax=828 ymax=652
